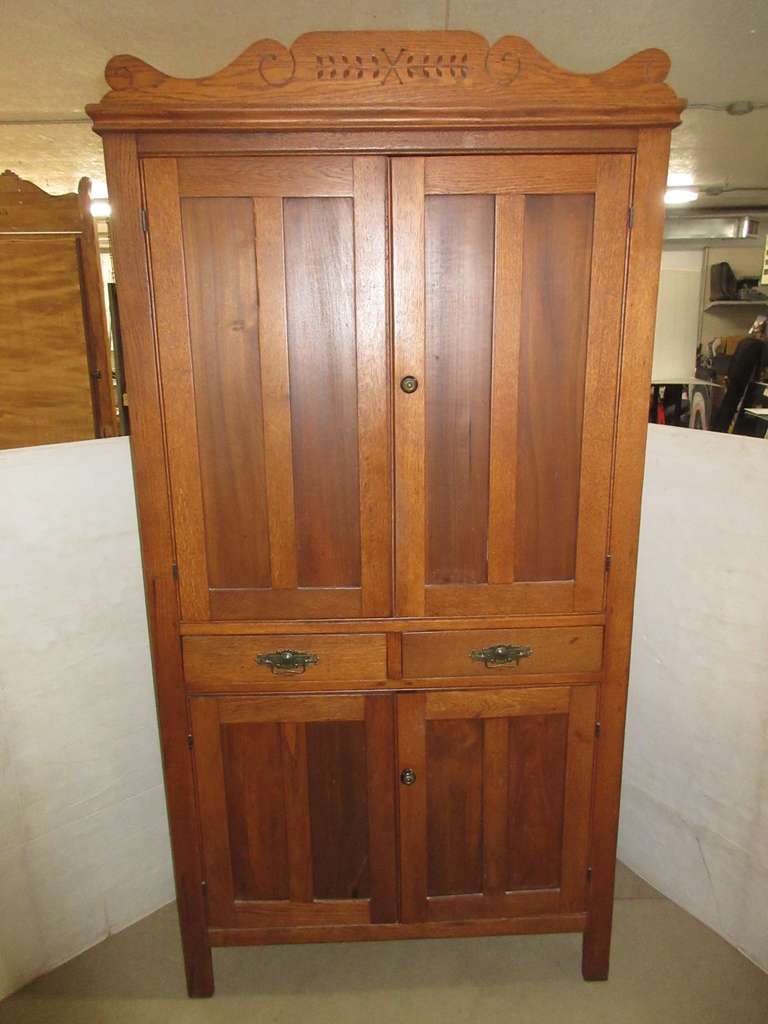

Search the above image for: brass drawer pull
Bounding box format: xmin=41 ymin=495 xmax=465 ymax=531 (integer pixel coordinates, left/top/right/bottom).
xmin=470 ymin=643 xmax=533 ymax=668
xmin=256 ymin=649 xmax=320 ymax=674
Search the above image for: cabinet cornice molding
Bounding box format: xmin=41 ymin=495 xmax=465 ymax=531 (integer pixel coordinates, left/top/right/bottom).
xmin=86 ymin=31 xmax=684 ymax=132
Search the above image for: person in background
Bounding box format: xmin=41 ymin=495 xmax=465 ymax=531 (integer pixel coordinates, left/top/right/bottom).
xmin=711 ymin=312 xmax=768 ymax=433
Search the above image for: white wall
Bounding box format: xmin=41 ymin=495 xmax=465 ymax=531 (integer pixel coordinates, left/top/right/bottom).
xmin=651 ymin=249 xmax=704 ymax=382
xmin=1 ymin=427 xmax=766 ymax=997
xmin=619 ymin=424 xmax=768 ymax=971
xmin=0 ymin=436 xmax=173 ymax=1000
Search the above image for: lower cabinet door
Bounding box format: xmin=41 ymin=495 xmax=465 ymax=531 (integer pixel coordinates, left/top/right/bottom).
xmin=191 ymin=693 xmax=397 ymax=929
xmin=397 ymin=685 xmax=597 ymax=923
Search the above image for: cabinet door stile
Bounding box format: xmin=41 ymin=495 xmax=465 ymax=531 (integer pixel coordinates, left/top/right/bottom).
xmin=482 ymin=716 xmax=510 ymax=901
xmin=392 ymin=158 xmax=427 ymax=618
xmin=280 ymin=722 xmax=314 ymax=903
xmin=487 ymin=193 xmax=524 ymax=584
xmin=353 ymin=157 xmax=391 ymax=618
xmin=365 ymin=696 xmax=398 ymax=922
xmin=560 ymin=686 xmax=598 ymax=911
xmin=396 ymin=692 xmax=428 ymax=922
xmin=573 ymin=154 xmax=633 ymax=610
xmin=142 ymin=158 xmax=210 ymax=620
xmin=253 ymin=197 xmax=299 ymax=591
xmin=188 ymin=699 xmax=237 ymax=923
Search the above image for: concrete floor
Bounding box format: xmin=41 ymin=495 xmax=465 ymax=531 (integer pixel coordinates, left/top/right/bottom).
xmin=2 ymin=864 xmax=767 ymax=1024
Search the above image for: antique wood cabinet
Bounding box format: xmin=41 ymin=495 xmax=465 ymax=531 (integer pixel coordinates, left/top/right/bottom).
xmin=0 ymin=171 xmax=117 ymax=447
xmin=88 ymin=31 xmax=683 ymax=996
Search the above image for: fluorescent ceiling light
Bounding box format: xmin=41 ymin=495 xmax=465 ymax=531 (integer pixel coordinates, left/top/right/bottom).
xmin=667 ymin=171 xmax=694 ymax=187
xmin=90 ymin=200 xmax=112 ymax=218
xmin=664 ymin=189 xmax=699 ymax=205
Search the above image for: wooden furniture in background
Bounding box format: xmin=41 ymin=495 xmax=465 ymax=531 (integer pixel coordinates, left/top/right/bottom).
xmin=0 ymin=170 xmax=118 ymax=448
xmin=88 ymin=31 xmax=683 ymax=997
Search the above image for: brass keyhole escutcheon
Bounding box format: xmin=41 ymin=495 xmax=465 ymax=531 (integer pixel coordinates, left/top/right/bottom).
xmin=400 ymin=768 xmax=416 ymax=785
xmin=400 ymin=375 xmax=419 ymax=394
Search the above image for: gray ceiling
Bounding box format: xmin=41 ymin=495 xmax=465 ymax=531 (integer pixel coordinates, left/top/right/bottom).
xmin=1 ymin=0 xmax=766 ymax=206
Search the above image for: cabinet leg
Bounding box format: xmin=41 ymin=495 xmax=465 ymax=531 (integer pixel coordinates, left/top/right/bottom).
xmin=581 ymin=914 xmax=612 ymax=981
xmin=182 ymin=937 xmax=214 ymax=998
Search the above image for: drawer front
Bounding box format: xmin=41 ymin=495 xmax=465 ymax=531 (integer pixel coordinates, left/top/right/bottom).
xmin=183 ymin=633 xmax=387 ymax=692
xmin=402 ymin=626 xmax=603 ymax=679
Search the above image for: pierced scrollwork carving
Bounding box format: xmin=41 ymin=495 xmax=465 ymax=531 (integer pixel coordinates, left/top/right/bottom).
xmin=315 ymin=49 xmax=470 ymax=85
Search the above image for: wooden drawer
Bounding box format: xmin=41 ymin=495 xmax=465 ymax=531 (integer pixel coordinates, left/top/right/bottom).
xmin=402 ymin=626 xmax=603 ymax=680
xmin=183 ymin=633 xmax=387 ymax=692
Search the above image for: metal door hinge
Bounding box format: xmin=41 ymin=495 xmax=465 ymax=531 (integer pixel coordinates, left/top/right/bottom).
xmin=587 ymin=866 xmax=593 ymax=884
xmin=140 ymin=208 xmax=149 ymax=233
xmin=201 ymin=880 xmax=207 ymax=894
xmin=171 ymin=563 xmax=179 ymax=581
xmin=605 ymin=554 xmax=612 ymax=573
xmin=595 ymin=721 xmax=601 ymax=738
xmin=186 ymin=733 xmax=193 ymax=750
xmin=628 ymin=206 xmax=635 ymax=229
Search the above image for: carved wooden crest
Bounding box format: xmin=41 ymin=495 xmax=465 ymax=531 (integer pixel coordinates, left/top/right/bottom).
xmin=0 ymin=170 xmax=92 ymax=232
xmin=86 ymin=32 xmax=684 ymax=131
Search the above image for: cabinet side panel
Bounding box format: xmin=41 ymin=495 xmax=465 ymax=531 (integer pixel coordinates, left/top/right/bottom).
xmin=103 ymin=130 xmax=213 ymax=999
xmin=583 ymin=127 xmax=672 ymax=981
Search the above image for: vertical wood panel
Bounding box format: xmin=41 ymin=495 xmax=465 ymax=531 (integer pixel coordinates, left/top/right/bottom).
xmin=181 ymin=197 xmax=271 ymax=589
xmin=306 ymin=722 xmax=370 ymax=900
xmin=392 ymin=158 xmax=426 ymax=616
xmin=573 ymin=155 xmax=633 ymax=610
xmin=281 ymin=722 xmax=314 ymax=903
xmin=221 ymin=723 xmax=289 ymax=900
xmin=283 ymin=196 xmax=361 ymax=587
xmin=426 ymin=719 xmax=484 ymax=896
xmin=253 ymin=197 xmax=298 ymax=591
xmin=396 ymin=692 xmax=428 ymax=921
xmin=353 ymin=157 xmax=391 ymax=616
xmin=582 ymin=128 xmax=672 ymax=982
xmin=560 ymin=685 xmax=598 ymax=911
xmin=189 ymin=699 xmax=235 ymax=922
xmin=507 ymin=714 xmax=569 ymax=889
xmin=143 ymin=158 xmax=210 ymax=619
xmin=106 ymin=135 xmax=212 ymax=995
xmin=487 ymin=194 xmax=525 ymax=583
xmin=0 ymin=236 xmax=94 ymax=448
xmin=365 ymin=696 xmax=398 ymax=923
xmin=514 ymin=194 xmax=595 ymax=583
xmin=425 ymin=194 xmax=495 ymax=585
xmin=483 ymin=716 xmax=510 ymax=899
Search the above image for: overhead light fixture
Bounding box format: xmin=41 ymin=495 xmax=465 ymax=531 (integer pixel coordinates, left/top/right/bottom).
xmin=90 ymin=199 xmax=112 ymax=218
xmin=664 ymin=189 xmax=699 ymax=205
xmin=667 ymin=171 xmax=694 ymax=187
xmin=664 ymin=215 xmax=759 ymax=241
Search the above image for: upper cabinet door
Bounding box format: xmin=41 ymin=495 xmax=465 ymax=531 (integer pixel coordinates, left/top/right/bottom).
xmin=143 ymin=156 xmax=390 ymax=622
xmin=392 ymin=154 xmax=633 ymax=618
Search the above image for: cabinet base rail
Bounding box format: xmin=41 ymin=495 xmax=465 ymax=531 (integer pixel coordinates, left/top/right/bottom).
xmin=208 ymin=912 xmax=588 ymax=947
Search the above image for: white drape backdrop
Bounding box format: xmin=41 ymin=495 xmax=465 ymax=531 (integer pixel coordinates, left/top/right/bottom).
xmin=1 ymin=426 xmax=766 ymax=998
